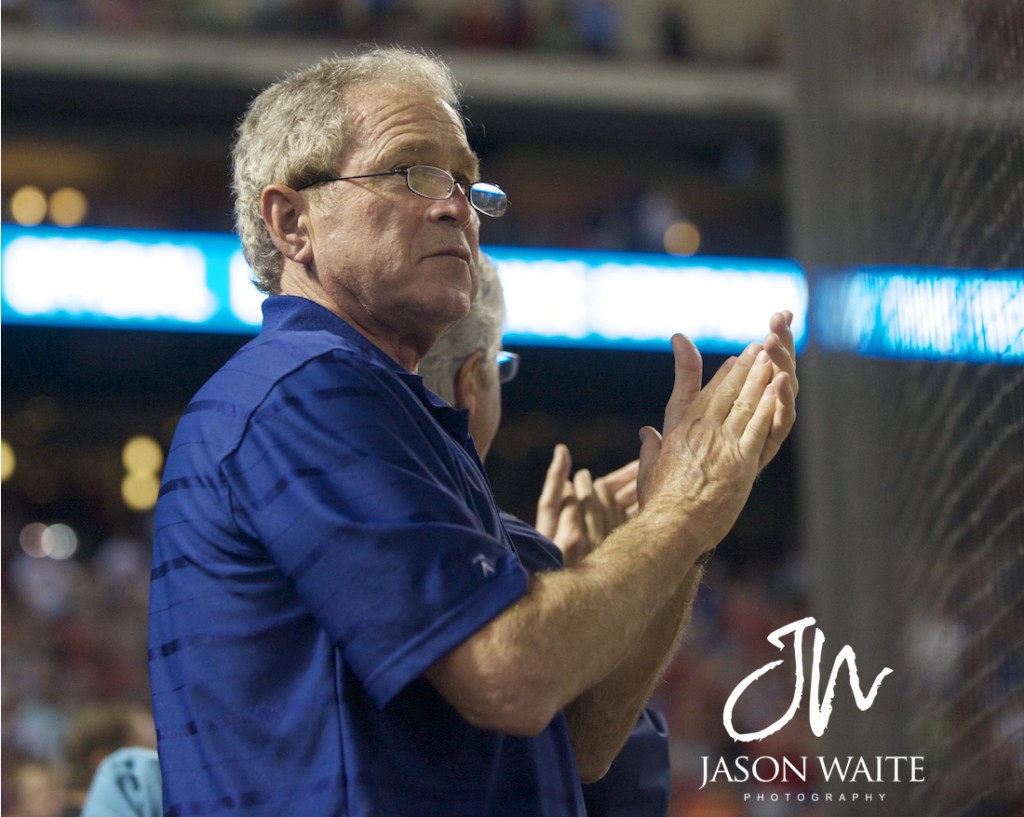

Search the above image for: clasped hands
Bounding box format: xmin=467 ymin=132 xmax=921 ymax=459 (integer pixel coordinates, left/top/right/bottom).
xmin=535 ymin=311 xmax=798 ymax=567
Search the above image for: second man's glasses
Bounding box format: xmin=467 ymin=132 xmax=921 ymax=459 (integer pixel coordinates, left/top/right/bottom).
xmin=496 ymin=351 xmax=519 ymax=384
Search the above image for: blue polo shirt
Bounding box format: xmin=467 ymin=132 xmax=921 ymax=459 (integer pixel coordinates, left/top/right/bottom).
xmin=149 ymin=296 xmax=585 ymax=817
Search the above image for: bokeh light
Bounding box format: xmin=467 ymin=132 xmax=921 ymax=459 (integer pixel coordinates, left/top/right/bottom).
xmin=122 ymin=435 xmax=164 ymax=473
xmin=49 ymin=187 xmax=89 ymax=227
xmin=19 ymin=522 xmax=79 ymax=559
xmin=19 ymin=522 xmax=48 ymax=558
xmin=1 ymin=439 xmax=15 ymax=481
xmin=11 ymin=186 xmax=47 ymax=226
xmin=44 ymin=524 xmax=79 ymax=560
xmin=663 ymin=220 xmax=701 ymax=256
xmin=122 ymin=472 xmax=161 ymax=512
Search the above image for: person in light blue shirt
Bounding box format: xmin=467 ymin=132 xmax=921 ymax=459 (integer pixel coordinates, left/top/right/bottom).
xmin=80 ymin=748 xmax=162 ymax=817
xmin=149 ymin=46 xmax=798 ymax=817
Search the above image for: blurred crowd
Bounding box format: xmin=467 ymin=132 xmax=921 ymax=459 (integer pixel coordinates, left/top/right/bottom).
xmin=2 ymin=488 xmax=816 ymax=816
xmin=2 ymin=524 xmax=155 ymax=817
xmin=656 ymin=563 xmax=823 ymax=817
xmin=6 ymin=0 xmax=1022 ymax=81
xmin=2 ymin=0 xmax=783 ymax=65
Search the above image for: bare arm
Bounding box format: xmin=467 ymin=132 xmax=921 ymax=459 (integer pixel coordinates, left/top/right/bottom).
xmin=425 ymin=324 xmax=794 ymax=739
xmin=565 ymin=566 xmax=702 ymax=782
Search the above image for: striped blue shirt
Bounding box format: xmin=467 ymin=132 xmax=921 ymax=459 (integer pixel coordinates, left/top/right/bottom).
xmin=149 ymin=296 xmax=585 ymax=817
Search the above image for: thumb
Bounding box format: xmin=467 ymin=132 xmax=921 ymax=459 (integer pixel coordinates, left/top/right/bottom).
xmin=536 ymin=444 xmax=571 ymax=537
xmin=663 ymin=333 xmax=703 ymax=435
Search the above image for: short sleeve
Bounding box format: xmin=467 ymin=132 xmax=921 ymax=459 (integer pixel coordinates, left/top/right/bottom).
xmin=224 ymin=354 xmax=529 ymax=707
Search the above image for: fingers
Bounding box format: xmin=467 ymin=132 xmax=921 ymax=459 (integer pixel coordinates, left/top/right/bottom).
xmin=614 ymin=478 xmax=638 ymax=509
xmin=544 ymin=444 xmax=572 ymax=494
xmin=592 ymin=473 xmax=618 ymax=533
xmin=765 ymin=310 xmax=799 ymax=399
xmin=628 ymin=317 xmax=798 ymax=553
xmin=574 ymin=468 xmax=606 ymax=548
xmin=594 ymin=459 xmax=638 ymax=532
xmin=739 ymin=376 xmax=779 ymax=460
xmin=698 ymin=342 xmax=767 ymax=428
xmin=721 ymin=348 xmax=774 ymax=440
xmin=680 ymin=353 xmax=737 ymax=426
xmin=661 ymin=333 xmax=780 ymax=473
xmin=552 ymin=487 xmax=588 ymax=568
xmin=758 ymin=370 xmax=797 ymax=470
xmin=535 ymin=443 xmax=572 ymax=539
xmin=759 ymin=311 xmax=799 ymax=468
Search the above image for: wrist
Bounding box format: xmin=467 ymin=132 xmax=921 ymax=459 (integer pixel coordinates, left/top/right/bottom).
xmin=634 ymin=496 xmax=722 ymax=569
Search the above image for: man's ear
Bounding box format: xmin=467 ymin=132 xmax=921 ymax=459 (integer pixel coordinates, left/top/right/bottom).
xmin=453 ymin=350 xmax=485 ymax=415
xmin=261 ymin=184 xmax=314 ymax=265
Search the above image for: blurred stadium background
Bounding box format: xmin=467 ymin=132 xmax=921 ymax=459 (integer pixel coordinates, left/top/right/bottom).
xmin=2 ymin=1 xmax=1021 ymax=815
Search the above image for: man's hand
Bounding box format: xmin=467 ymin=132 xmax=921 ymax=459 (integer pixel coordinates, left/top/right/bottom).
xmin=637 ymin=323 xmax=794 ymax=554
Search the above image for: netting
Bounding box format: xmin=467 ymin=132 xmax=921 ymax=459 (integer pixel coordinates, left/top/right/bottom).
xmin=788 ymin=1 xmax=1024 ymax=815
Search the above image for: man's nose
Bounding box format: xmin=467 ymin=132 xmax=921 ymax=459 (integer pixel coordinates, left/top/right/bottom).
xmin=431 ymin=185 xmax=475 ymax=227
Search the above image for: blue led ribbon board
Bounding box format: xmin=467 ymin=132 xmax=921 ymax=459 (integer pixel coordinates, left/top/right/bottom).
xmin=486 ymin=245 xmax=808 ymax=354
xmin=1 ymin=224 xmax=809 ymax=355
xmin=1 ymin=224 xmax=262 ymax=335
xmin=813 ymin=267 xmax=1023 ymax=365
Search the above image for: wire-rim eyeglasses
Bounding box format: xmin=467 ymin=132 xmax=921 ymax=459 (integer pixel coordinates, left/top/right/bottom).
xmin=298 ymin=164 xmax=509 ymax=218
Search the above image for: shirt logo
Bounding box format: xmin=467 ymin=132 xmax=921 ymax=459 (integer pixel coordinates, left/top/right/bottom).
xmin=472 ymin=554 xmax=496 ymax=578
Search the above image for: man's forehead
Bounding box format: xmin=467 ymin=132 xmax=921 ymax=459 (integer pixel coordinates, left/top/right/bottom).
xmin=346 ymin=83 xmax=463 ymax=136
xmin=346 ymin=84 xmax=478 ymax=172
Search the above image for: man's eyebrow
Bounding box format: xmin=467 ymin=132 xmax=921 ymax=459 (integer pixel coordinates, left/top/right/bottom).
xmin=383 ymin=139 xmax=480 ymax=179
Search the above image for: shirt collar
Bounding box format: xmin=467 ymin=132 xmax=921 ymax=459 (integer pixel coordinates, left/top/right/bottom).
xmin=261 ymin=295 xmax=475 ymax=446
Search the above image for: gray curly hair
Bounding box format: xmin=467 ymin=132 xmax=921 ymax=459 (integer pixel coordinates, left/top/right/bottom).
xmin=418 ymin=255 xmax=505 ymax=404
xmin=231 ymin=47 xmax=462 ymax=294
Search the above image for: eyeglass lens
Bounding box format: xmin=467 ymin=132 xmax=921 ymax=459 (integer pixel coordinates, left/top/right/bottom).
xmin=407 ymin=166 xmax=453 ymax=198
xmin=469 ymin=183 xmax=508 ymax=217
xmin=496 ymin=351 xmax=519 ymax=384
xmin=406 ymin=166 xmax=507 ymax=218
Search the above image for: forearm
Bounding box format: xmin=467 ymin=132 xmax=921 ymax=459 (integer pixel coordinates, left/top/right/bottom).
xmin=426 ymin=511 xmax=710 ymax=737
xmin=565 ymin=565 xmax=703 ymax=782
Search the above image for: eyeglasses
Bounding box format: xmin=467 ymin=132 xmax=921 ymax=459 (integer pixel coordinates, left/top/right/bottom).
xmin=496 ymin=350 xmax=520 ymax=384
xmin=299 ymin=165 xmax=509 ymax=218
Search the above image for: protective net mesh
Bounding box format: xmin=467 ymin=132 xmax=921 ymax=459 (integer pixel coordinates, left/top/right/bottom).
xmin=788 ymin=1 xmax=1024 ymax=815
